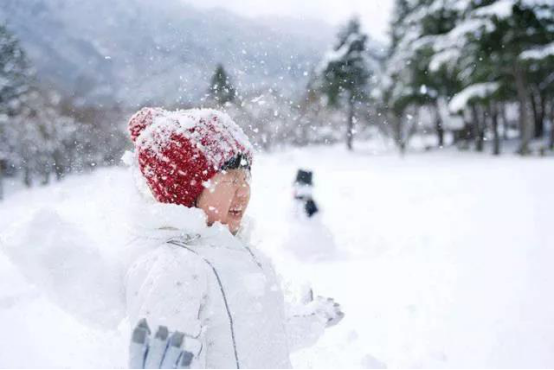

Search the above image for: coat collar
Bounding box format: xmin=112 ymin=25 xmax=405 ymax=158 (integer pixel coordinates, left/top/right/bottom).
xmin=127 ymin=196 xmax=249 ymax=251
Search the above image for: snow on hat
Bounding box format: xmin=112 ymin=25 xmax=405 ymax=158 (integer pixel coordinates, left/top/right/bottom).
xmin=128 ymin=107 xmax=253 ymax=207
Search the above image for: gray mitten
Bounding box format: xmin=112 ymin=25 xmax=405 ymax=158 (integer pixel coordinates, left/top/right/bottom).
xmin=129 ymin=319 xmax=199 ymax=369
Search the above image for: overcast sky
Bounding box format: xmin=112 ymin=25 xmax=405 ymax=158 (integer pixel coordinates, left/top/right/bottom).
xmin=181 ymin=0 xmax=395 ymax=43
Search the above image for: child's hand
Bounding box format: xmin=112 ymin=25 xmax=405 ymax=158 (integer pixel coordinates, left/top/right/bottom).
xmin=286 ymin=292 xmax=344 ymax=351
xmin=312 ymin=296 xmax=345 ymax=327
xmin=291 ymin=288 xmax=345 ymax=327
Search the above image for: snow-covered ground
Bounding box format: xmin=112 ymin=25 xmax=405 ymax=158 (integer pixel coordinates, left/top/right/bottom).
xmin=1 ymin=145 xmax=553 ymax=368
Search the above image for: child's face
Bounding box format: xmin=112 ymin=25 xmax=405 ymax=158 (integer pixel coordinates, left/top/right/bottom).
xmin=196 ymin=169 xmax=251 ymax=235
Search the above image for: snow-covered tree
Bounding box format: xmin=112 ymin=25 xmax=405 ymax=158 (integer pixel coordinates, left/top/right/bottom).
xmin=379 ymin=0 xmax=429 ymax=152
xmin=0 ymin=24 xmax=32 ymax=115
xmin=6 ymin=90 xmax=72 ymax=186
xmin=431 ymin=0 xmax=554 ymax=154
xmin=295 ymin=73 xmax=355 ymax=147
xmin=411 ymin=0 xmax=463 ymax=147
xmin=315 ymin=18 xmax=373 ymax=151
xmin=0 ymin=23 xmax=33 ymax=199
xmin=520 ymin=41 xmax=554 ymax=150
xmin=208 ymin=64 xmax=236 ymax=106
xmin=381 ymin=0 xmax=554 ymax=155
xmin=518 ymin=5 xmax=554 ymax=148
xmin=224 ymin=89 xmax=299 ymax=151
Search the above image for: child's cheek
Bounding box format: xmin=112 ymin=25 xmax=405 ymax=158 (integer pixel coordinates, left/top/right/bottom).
xmin=212 ymin=187 xmax=234 ymax=222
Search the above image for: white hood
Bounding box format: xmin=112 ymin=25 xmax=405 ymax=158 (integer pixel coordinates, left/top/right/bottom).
xmin=126 ymin=197 xmax=252 ymax=250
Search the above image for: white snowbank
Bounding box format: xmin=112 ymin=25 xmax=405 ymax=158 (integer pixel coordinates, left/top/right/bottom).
xmin=282 ymin=203 xmax=338 ymax=262
xmin=449 ymin=82 xmax=499 ymax=113
xmin=2 ymin=208 xmax=125 ymax=328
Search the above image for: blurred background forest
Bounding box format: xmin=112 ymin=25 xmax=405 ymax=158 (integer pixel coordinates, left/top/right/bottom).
xmin=0 ymin=0 xmax=553 ymax=200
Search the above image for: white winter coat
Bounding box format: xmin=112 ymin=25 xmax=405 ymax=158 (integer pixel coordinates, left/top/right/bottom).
xmin=125 ymin=202 xmax=326 ymax=369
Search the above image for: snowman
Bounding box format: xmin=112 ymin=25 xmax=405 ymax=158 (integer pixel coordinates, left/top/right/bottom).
xmin=284 ymin=169 xmax=337 ymax=262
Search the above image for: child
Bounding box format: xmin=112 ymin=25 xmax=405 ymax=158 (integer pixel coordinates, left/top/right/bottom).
xmin=125 ymin=108 xmax=343 ymax=368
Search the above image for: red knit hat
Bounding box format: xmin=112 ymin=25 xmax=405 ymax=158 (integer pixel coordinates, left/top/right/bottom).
xmin=128 ymin=107 xmax=253 ymax=207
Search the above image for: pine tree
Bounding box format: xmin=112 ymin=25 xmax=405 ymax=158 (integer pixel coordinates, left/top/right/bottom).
xmin=379 ymin=0 xmax=423 ymax=153
xmin=465 ymin=0 xmax=550 ymax=154
xmin=431 ymin=0 xmax=554 ymax=155
xmin=413 ymin=0 xmax=462 ymax=148
xmin=317 ymin=17 xmax=371 ymax=151
xmin=518 ymin=2 xmax=554 ymax=146
xmin=0 ymin=23 xmax=33 ymax=199
xmin=209 ymin=64 xmax=236 ymax=106
xmin=0 ymin=24 xmax=32 ymax=115
xmin=381 ymin=0 xmax=462 ymax=150
xmin=390 ymin=0 xmax=415 ymax=51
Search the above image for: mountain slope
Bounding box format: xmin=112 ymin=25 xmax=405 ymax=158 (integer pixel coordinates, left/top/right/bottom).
xmin=0 ymin=0 xmax=335 ymax=107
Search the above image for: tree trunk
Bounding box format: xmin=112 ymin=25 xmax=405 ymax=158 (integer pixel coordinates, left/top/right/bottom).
xmin=55 ymin=166 xmax=63 ymax=181
xmin=530 ymin=89 xmax=545 ymax=139
xmin=471 ymin=105 xmax=484 ymax=152
xmin=390 ymin=113 xmax=404 ymax=154
xmin=490 ymin=103 xmax=501 ymax=155
xmin=433 ymin=101 xmax=444 ymax=147
xmin=459 ymin=109 xmax=474 ymax=150
xmin=550 ymin=129 xmax=554 ymax=151
xmin=478 ymin=107 xmax=486 ymax=152
xmin=538 ymin=92 xmax=546 ymax=139
xmin=346 ymin=94 xmax=355 ymax=151
xmin=436 ymin=120 xmax=445 ymax=148
xmin=500 ymin=104 xmax=510 ymax=140
xmin=530 ymin=90 xmax=539 ymax=137
xmin=471 ymin=106 xmax=476 ymax=149
xmin=53 ymin=150 xmax=65 ymax=181
xmin=549 ymin=101 xmax=554 ymax=151
xmin=24 ymin=166 xmax=32 ymax=188
xmin=0 ymin=161 xmax=4 ymax=201
xmin=514 ymin=65 xmax=533 ymax=155
xmin=41 ymin=168 xmax=50 ymax=186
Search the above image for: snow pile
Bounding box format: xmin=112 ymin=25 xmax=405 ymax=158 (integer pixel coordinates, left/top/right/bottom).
xmin=2 ymin=208 xmax=125 ymax=328
xmin=520 ymin=41 xmax=554 ymax=61
xmin=283 ymin=209 xmax=338 ymax=263
xmin=448 ymin=82 xmax=499 ymax=112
